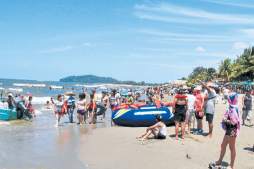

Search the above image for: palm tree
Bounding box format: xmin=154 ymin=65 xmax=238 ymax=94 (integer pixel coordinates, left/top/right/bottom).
xmin=218 ymin=58 xmax=233 ymax=82
xmin=233 ymin=48 xmax=254 ymax=81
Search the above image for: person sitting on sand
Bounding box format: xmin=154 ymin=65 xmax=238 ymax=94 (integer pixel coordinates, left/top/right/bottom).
xmin=137 ymin=115 xmax=167 ymax=141
xmin=209 ymin=92 xmax=240 ymax=169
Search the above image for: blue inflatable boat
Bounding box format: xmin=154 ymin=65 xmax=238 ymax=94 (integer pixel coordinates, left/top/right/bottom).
xmin=0 ymin=108 xmax=17 ymax=121
xmin=112 ymin=105 xmax=174 ymax=127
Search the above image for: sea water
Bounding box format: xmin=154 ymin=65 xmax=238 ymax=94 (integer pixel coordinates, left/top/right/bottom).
xmin=0 ymin=80 xmax=117 ymax=169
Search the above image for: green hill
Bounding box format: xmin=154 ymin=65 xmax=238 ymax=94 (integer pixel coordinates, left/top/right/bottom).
xmin=59 ymin=75 xmax=150 ymax=85
xmin=60 ymin=75 xmax=121 ymax=84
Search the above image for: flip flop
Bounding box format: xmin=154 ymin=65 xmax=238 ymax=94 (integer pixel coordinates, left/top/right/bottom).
xmin=209 ymin=161 xmax=221 ymax=169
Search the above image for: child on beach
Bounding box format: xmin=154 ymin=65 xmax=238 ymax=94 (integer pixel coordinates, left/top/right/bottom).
xmin=137 ymin=115 xmax=167 ymax=141
xmin=77 ymin=93 xmax=87 ymax=125
xmin=53 ymin=94 xmax=66 ymax=127
xmin=209 ymin=92 xmax=240 ymax=169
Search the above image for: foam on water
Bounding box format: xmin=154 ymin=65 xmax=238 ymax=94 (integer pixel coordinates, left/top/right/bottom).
xmin=32 ymin=96 xmax=51 ymax=105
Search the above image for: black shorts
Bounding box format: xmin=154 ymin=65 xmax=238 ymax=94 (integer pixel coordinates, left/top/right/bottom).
xmin=174 ymin=113 xmax=186 ymax=122
xmin=156 ymin=133 xmax=166 ymax=139
xmin=225 ymin=125 xmax=237 ymax=137
xmin=195 ymin=111 xmax=204 ymax=120
xmin=206 ymin=113 xmax=214 ymax=124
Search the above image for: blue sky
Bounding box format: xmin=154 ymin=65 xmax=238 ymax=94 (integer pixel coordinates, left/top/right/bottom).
xmin=0 ymin=0 xmax=254 ymax=83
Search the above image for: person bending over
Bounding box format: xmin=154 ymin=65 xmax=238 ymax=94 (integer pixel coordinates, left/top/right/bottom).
xmin=137 ymin=115 xmax=167 ymax=141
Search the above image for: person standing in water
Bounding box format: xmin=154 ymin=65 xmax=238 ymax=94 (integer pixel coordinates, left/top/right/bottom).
xmin=173 ymin=89 xmax=188 ymax=141
xmin=88 ymin=90 xmax=97 ymax=124
xmin=53 ymin=94 xmax=66 ymax=127
xmin=25 ymin=95 xmax=35 ymax=118
xmin=66 ymin=95 xmax=76 ymax=123
xmin=76 ymin=93 xmax=86 ymax=125
xmin=209 ymin=92 xmax=240 ymax=169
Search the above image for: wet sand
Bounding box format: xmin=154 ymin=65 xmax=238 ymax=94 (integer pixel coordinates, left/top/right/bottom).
xmin=80 ymin=103 xmax=254 ymax=169
xmin=0 ymin=107 xmax=111 ymax=169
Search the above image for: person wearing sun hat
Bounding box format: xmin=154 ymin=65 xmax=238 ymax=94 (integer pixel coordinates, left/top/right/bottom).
xmin=209 ymin=91 xmax=240 ymax=169
xmin=199 ymin=80 xmax=217 ymax=138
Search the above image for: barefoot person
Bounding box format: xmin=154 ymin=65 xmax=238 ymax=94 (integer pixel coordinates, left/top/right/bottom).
xmin=53 ymin=94 xmax=66 ymax=127
xmin=137 ymin=115 xmax=167 ymax=141
xmin=200 ymin=81 xmax=217 ymax=138
xmin=77 ymin=93 xmax=87 ymax=125
xmin=242 ymin=89 xmax=253 ymax=126
xmin=173 ymin=89 xmax=188 ymax=140
xmin=209 ymin=92 xmax=240 ymax=169
xmin=88 ymin=90 xmax=97 ymax=124
xmin=194 ymin=86 xmax=205 ymax=135
xmin=186 ymin=89 xmax=196 ymax=134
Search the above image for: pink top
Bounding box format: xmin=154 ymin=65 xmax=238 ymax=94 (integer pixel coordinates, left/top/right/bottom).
xmin=222 ymin=92 xmax=241 ymax=136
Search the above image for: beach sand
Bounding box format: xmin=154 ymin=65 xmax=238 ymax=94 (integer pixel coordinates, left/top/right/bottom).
xmin=79 ymin=103 xmax=254 ymax=169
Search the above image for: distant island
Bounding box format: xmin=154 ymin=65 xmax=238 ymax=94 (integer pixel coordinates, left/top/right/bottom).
xmin=60 ymin=75 xmax=155 ymax=86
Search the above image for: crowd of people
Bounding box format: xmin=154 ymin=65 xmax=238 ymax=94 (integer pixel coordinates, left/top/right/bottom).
xmin=1 ymin=81 xmax=253 ymax=169
xmin=137 ymin=81 xmax=253 ymax=169
xmin=2 ymin=93 xmax=35 ymax=120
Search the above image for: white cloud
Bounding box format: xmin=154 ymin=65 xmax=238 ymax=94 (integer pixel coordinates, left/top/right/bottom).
xmin=240 ymin=29 xmax=254 ymax=37
xmin=134 ymin=3 xmax=254 ymax=24
xmin=196 ymin=46 xmax=206 ymax=53
xmin=232 ymin=42 xmax=249 ymax=50
xmin=139 ymin=29 xmax=234 ymax=42
xmin=40 ymin=42 xmax=92 ymax=54
xmin=202 ymin=0 xmax=254 ymax=9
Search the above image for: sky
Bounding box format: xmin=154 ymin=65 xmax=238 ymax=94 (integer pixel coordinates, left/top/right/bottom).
xmin=0 ymin=0 xmax=254 ymax=83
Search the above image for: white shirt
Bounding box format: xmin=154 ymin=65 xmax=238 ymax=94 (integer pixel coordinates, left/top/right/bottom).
xmin=77 ymin=99 xmax=86 ymax=111
xmin=187 ymin=94 xmax=195 ymax=110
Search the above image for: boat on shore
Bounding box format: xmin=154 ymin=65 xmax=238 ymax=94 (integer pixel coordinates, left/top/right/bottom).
xmin=0 ymin=108 xmax=17 ymax=121
xmin=112 ymin=105 xmax=174 ymax=127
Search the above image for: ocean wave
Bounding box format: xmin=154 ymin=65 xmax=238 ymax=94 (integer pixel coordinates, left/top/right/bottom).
xmin=32 ymin=97 xmax=51 ymax=105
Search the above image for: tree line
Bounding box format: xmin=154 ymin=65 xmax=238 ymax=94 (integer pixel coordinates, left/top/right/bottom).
xmin=186 ymin=47 xmax=254 ymax=85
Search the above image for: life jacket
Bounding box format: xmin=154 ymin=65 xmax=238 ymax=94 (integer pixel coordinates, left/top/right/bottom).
xmin=155 ymin=100 xmax=162 ymax=108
